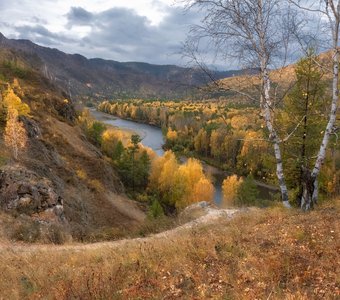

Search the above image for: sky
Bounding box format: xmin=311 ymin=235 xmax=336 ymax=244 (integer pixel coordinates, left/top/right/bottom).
xmin=0 ymin=1 xmax=329 ymax=69
xmin=0 ymin=0 xmax=200 ymax=65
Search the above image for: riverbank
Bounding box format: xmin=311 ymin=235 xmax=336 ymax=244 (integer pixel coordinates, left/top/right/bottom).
xmin=90 ymin=109 xmax=146 ymax=139
xmin=94 ymin=109 xmax=279 ymax=203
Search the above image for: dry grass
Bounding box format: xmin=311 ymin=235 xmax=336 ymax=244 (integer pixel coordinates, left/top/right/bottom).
xmin=0 ymin=199 xmax=339 ymax=299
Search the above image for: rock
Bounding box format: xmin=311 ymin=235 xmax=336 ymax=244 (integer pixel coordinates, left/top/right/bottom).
xmin=17 ymin=184 xmax=31 ymax=195
xmin=19 ymin=116 xmax=42 ymax=139
xmin=17 ymin=197 xmax=33 ymax=207
xmin=0 ymin=165 xmax=65 ymax=223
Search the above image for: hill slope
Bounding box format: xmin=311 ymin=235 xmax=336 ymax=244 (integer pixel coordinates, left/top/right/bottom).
xmin=0 ymin=33 xmax=247 ymax=101
xmin=0 ymin=200 xmax=338 ymax=299
xmin=0 ymin=46 xmax=146 ymax=243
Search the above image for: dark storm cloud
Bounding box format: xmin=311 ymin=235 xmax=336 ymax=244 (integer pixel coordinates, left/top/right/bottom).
xmin=63 ymin=6 xmax=201 ymax=64
xmin=1 ymin=2 xmax=202 ymax=65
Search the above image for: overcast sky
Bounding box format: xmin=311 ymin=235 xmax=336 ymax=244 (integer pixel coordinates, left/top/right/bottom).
xmin=0 ymin=0 xmax=201 ymax=65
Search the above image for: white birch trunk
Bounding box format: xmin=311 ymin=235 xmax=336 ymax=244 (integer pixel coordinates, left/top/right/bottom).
xmin=311 ymin=49 xmax=339 ymax=178
xmin=304 ymin=48 xmax=339 ymax=207
xmin=307 ymin=1 xmax=340 ymax=208
xmin=262 ymin=69 xmax=291 ymax=207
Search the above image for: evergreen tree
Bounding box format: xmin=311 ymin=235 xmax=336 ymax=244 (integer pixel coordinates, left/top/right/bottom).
xmin=236 ymin=175 xmax=259 ymax=206
xmin=117 ymin=135 xmax=150 ymax=192
xmin=112 ymin=140 xmax=124 ymax=161
xmin=279 ymin=51 xmax=328 ymax=206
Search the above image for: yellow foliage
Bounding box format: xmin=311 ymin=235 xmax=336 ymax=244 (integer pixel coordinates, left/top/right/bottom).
xmin=159 ymin=152 xmax=179 ymax=191
xmin=222 ymin=175 xmax=243 ymax=207
xmin=4 ymin=107 xmax=28 ymax=160
xmin=76 ymin=169 xmax=87 ymax=180
xmin=101 ymin=129 xmax=121 ymax=157
xmin=88 ymin=179 xmax=105 ymax=193
xmin=149 ymin=151 xmax=175 ymax=190
xmin=192 ymin=177 xmax=214 ymax=203
xmin=240 ymin=130 xmax=266 ymax=157
xmin=230 ymin=115 xmax=248 ymax=130
xmin=178 ymin=158 xmax=204 ymax=193
xmin=149 ymin=152 xmax=214 ymax=209
xmin=3 ymin=86 xmax=30 ymax=116
xmin=140 ymin=146 xmax=157 ymax=162
xmin=177 ymin=158 xmax=214 ymax=207
xmin=166 ymin=128 xmax=178 ymax=140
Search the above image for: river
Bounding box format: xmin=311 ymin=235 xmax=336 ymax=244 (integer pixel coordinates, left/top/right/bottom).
xmin=90 ymin=109 xmax=225 ymax=204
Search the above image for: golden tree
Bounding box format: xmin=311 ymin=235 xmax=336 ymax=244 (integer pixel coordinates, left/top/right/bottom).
xmin=177 ymin=158 xmax=214 ymax=207
xmin=192 ymin=177 xmax=214 ymax=203
xmin=222 ymin=175 xmax=243 ymax=207
xmin=4 ymin=107 xmax=28 ymax=160
xmin=3 ymin=86 xmax=30 ymax=116
xmin=166 ymin=128 xmax=178 ymax=141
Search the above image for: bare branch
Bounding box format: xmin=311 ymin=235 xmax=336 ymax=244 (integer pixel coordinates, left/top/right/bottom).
xmin=280 ymin=115 xmax=306 ymax=143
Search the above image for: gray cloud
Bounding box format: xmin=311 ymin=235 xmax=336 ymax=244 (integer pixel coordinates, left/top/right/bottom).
xmin=1 ymin=3 xmax=200 ymax=66
xmin=63 ymin=6 xmax=200 ymax=65
xmin=66 ymin=7 xmax=93 ymax=27
xmin=0 ymin=0 xmax=331 ymax=69
xmin=14 ymin=24 xmax=77 ymax=46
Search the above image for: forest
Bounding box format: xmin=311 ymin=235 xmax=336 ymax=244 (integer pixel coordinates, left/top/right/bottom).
xmin=97 ymin=54 xmax=339 ymax=208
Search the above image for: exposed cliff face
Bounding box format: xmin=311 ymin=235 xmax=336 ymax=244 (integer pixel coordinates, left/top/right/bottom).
xmin=0 ymin=165 xmax=65 ymax=223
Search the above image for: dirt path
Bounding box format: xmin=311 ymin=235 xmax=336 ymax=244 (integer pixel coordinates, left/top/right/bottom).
xmin=0 ymin=206 xmax=240 ymax=254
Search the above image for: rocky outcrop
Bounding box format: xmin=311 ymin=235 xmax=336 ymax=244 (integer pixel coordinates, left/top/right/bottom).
xmin=0 ymin=165 xmax=65 ymax=223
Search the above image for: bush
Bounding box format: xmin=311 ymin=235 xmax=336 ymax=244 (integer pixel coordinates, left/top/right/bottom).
xmin=87 ymin=121 xmax=106 ymax=146
xmin=12 ymin=222 xmax=41 ymax=243
xmin=148 ymin=199 xmax=164 ymax=219
xmin=46 ymin=224 xmax=68 ymax=245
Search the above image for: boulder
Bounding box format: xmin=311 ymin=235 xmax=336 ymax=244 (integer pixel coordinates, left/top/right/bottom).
xmin=0 ymin=165 xmax=65 ymax=223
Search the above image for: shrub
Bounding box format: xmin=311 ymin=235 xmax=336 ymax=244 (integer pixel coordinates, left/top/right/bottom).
xmin=148 ymin=199 xmax=164 ymax=219
xmin=12 ymin=222 xmax=41 ymax=243
xmin=87 ymin=121 xmax=106 ymax=146
xmin=46 ymin=224 xmax=68 ymax=245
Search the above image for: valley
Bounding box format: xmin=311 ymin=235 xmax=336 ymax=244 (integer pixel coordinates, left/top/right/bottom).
xmin=0 ymin=0 xmax=339 ymax=296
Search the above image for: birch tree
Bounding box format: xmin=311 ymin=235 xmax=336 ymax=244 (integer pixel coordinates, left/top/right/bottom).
xmin=182 ymin=0 xmax=296 ymax=207
xmin=4 ymin=107 xmax=27 ymax=160
xmin=289 ymin=0 xmax=340 ymax=209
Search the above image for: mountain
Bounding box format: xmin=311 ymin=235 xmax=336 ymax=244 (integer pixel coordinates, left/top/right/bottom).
xmin=0 ymin=33 xmax=249 ymax=101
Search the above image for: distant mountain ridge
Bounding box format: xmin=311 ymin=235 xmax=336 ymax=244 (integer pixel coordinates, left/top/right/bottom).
xmin=0 ymin=33 xmax=250 ymax=101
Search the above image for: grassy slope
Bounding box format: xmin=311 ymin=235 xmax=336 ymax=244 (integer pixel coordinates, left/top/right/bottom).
xmin=0 ymin=199 xmax=338 ymax=299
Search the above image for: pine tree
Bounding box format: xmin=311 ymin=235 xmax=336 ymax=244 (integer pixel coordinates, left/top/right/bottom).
xmin=280 ymin=51 xmax=328 ymax=206
xmin=236 ymin=175 xmax=259 ymax=206
xmin=112 ymin=140 xmax=124 ymax=161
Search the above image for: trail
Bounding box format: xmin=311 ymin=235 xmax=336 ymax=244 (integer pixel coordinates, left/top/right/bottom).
xmin=0 ymin=206 xmax=240 ymax=254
